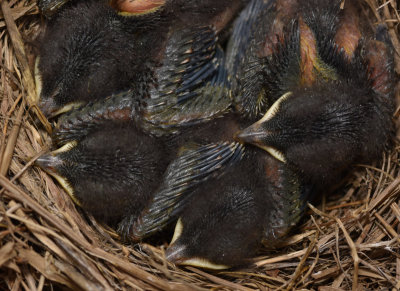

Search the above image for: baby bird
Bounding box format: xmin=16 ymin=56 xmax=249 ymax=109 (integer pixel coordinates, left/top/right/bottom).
xmin=236 ymin=75 xmax=394 ymax=192
xmin=36 ymin=0 xmax=242 ymax=118
xmin=165 ymin=148 xmax=310 ymax=269
xmin=223 ymin=0 xmax=394 ymax=189
xmin=234 ymin=0 xmax=394 ymax=192
xmin=36 ymin=121 xmax=169 ymax=226
xmin=36 ymin=0 xmax=166 ymax=117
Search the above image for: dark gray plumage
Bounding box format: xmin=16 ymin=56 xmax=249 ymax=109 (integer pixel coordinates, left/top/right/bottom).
xmin=232 ymin=0 xmax=395 ymax=193
xmin=36 ymin=0 xmax=166 ymax=117
xmin=165 ymin=149 xmax=308 ymax=269
xmin=36 ymin=0 xmax=243 ymax=117
xmin=36 ymin=122 xmax=169 ymax=226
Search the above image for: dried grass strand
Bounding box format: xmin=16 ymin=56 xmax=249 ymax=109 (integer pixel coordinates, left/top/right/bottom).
xmin=1 ymin=0 xmax=50 ymax=132
xmin=0 ymin=99 xmax=24 ymax=175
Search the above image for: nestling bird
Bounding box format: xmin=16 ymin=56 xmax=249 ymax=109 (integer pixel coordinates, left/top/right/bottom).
xmin=234 ymin=0 xmax=394 ymax=193
xmin=36 ymin=0 xmax=243 ymax=118
xmin=36 ymin=121 xmax=170 ymax=226
xmin=36 ymin=0 xmax=165 ymax=117
xmin=236 ymin=75 xmax=394 ymax=192
xmin=165 ymin=148 xmax=310 ymax=269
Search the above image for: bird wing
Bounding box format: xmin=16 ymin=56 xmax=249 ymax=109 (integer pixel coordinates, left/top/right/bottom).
xmin=120 ymin=141 xmax=245 ymax=240
xmin=226 ymin=0 xmax=275 ymax=79
xmin=54 ymin=26 xmax=232 ymax=143
xmin=140 ymin=26 xmax=232 ymax=136
xmin=53 ymin=90 xmax=137 ymax=145
xmin=262 ymin=166 xmax=314 ymax=245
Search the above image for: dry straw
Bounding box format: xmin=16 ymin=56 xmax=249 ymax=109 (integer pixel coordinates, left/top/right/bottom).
xmin=0 ymin=0 xmax=399 ymax=290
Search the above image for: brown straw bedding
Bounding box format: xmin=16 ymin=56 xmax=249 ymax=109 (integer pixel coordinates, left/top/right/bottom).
xmin=0 ymin=0 xmax=399 ymax=290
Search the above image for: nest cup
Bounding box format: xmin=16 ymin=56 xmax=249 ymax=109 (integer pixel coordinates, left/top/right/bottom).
xmin=0 ymin=0 xmax=400 ymax=290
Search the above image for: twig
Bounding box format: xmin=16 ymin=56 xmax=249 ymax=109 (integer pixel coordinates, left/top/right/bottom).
xmin=336 ymin=218 xmax=359 ymax=291
xmin=1 ymin=0 xmax=52 ymax=133
xmin=374 ymin=212 xmax=400 ymax=243
xmin=185 ymin=266 xmax=253 ymax=291
xmin=284 ymin=232 xmax=319 ymax=290
xmin=0 ymin=99 xmax=25 ymax=176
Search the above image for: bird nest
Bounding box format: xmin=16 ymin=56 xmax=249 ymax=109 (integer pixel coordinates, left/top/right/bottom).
xmin=1 ymin=0 xmax=400 ymax=290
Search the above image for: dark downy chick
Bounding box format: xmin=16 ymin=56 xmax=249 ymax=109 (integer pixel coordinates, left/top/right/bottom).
xmin=236 ymin=42 xmax=394 ymax=193
xmin=36 ymin=0 xmax=166 ymax=117
xmin=236 ymin=79 xmax=393 ymax=192
xmin=36 ymin=122 xmax=169 ymax=226
xmin=232 ymin=0 xmax=394 ymax=191
xmin=36 ymin=0 xmax=243 ymax=118
xmin=165 ymin=149 xmax=309 ymax=269
xmin=48 ymin=23 xmax=233 ymax=145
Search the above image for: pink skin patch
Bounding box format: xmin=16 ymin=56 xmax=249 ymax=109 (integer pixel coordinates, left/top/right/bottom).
xmin=365 ymin=40 xmax=393 ymax=98
xmin=334 ymin=3 xmax=361 ymax=59
xmin=299 ymin=18 xmax=318 ymax=87
xmin=261 ymin=0 xmax=298 ymax=57
xmin=112 ymin=0 xmax=166 ymax=15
